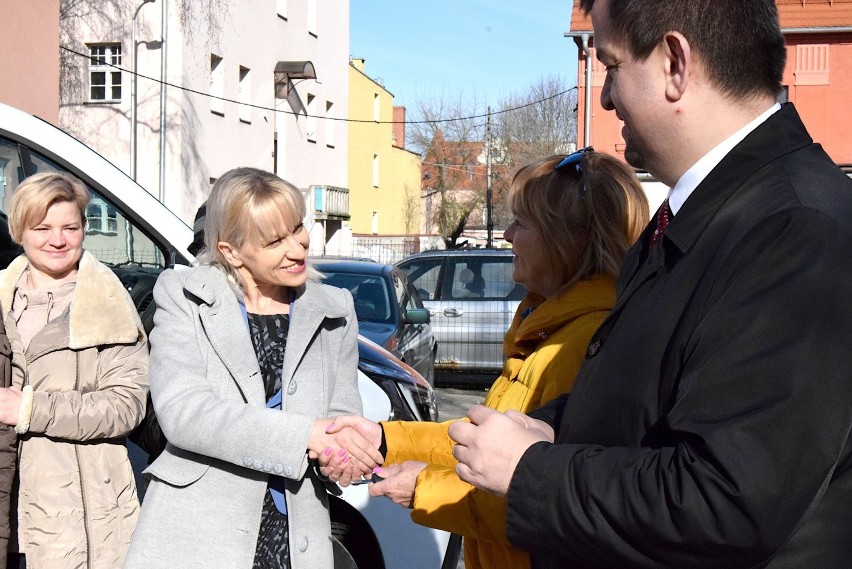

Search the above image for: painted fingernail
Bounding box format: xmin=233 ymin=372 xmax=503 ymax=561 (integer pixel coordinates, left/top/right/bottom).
xmin=338 ymin=449 xmax=347 ymax=457
xmin=343 ymin=456 xmax=350 ymax=464
xmin=324 ymin=448 xmax=333 ymax=456
xmin=325 ymin=422 xmax=335 ymax=433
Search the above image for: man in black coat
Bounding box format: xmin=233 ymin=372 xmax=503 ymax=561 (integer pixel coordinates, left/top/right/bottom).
xmin=449 ymin=0 xmax=852 ymax=567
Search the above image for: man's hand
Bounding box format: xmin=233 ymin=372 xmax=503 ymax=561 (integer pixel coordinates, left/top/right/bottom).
xmin=368 ymin=461 xmax=427 ymax=508
xmin=448 ymin=405 xmax=550 ymax=497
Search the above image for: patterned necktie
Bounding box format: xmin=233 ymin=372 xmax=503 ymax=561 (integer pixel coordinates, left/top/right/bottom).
xmin=650 ymin=199 xmax=672 ymax=247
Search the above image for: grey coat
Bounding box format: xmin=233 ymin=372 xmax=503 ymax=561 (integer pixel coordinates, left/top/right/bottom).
xmin=124 ymin=264 xmax=362 ymax=569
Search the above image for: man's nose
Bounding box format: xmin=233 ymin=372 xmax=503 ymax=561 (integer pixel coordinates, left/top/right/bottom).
xmin=601 ymin=75 xmax=615 ymax=111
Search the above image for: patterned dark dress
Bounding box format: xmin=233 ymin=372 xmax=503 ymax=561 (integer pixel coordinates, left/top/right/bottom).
xmin=248 ymin=312 xmax=291 ymax=569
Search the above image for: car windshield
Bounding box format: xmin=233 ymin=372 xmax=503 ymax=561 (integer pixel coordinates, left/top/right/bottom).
xmin=321 ymin=271 xmax=393 ymax=324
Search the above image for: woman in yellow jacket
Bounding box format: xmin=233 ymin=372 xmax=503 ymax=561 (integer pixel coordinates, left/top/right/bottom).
xmin=327 ymin=150 xmax=649 ymax=569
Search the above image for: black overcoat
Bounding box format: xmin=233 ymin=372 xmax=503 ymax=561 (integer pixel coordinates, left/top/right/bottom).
xmin=506 ymin=103 xmax=852 ymax=569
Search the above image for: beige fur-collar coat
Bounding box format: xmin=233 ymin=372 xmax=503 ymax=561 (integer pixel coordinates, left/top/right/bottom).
xmin=0 ymin=251 xmax=148 ymax=569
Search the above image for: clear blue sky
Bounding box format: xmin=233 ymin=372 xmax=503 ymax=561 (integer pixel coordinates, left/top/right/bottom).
xmin=349 ymin=0 xmax=580 ymax=114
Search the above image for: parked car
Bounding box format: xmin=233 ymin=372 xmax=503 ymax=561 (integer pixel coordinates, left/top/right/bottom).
xmin=397 ymin=249 xmax=525 ymax=378
xmin=0 ymin=102 xmax=458 ymax=569
xmin=315 ymin=258 xmax=437 ymax=388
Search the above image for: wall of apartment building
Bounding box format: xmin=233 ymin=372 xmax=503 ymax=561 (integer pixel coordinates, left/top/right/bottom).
xmin=55 ymin=0 xmax=349 ymax=226
xmin=0 ymin=0 xmax=60 ymax=125
xmin=348 ymin=60 xmax=421 ymax=236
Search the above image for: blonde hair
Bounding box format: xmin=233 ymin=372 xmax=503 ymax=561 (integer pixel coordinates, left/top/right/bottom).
xmin=509 ymin=153 xmax=649 ymax=291
xmin=8 ymin=172 xmax=90 ymax=244
xmin=197 ymin=167 xmax=314 ymax=289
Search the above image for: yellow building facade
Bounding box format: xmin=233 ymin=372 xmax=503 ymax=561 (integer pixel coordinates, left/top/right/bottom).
xmin=348 ymin=59 xmax=421 ymax=235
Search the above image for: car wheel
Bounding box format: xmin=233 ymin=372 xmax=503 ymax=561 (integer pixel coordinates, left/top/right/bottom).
xmin=332 ymin=535 xmax=358 ymax=569
xmin=330 ymin=518 xmax=383 ymax=569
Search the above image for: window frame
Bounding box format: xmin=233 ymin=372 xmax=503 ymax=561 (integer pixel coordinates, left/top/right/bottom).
xmin=88 ymin=43 xmax=123 ymax=103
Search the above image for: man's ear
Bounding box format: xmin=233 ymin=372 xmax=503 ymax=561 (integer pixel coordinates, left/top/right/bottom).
xmin=218 ymin=241 xmax=242 ymax=268
xmin=662 ymin=31 xmax=691 ymax=101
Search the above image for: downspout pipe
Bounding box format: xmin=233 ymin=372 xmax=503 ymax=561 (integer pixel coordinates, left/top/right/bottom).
xmin=565 ymin=32 xmax=594 ymax=148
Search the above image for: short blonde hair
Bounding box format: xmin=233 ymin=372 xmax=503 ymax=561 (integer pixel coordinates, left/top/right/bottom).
xmin=197 ymin=167 xmax=312 ymax=287
xmin=8 ymin=172 xmax=90 ymax=244
xmin=509 ymin=153 xmax=649 ymax=291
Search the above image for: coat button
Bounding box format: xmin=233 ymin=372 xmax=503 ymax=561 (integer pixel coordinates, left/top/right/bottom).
xmin=263 ymin=462 xmax=273 ymax=472
xmin=253 ymin=460 xmax=263 ymax=470
xmin=243 ymin=457 xmax=253 ymax=467
xmin=287 ymin=380 xmax=297 ymax=395
xmin=587 ymin=338 xmax=601 ymax=357
xmin=273 ymin=464 xmax=284 ymax=474
xmin=284 ymin=466 xmax=293 ymax=477
xmin=298 ymin=536 xmax=309 ymax=552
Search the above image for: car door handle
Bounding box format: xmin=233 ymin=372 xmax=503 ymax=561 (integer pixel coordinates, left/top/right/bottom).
xmin=443 ymin=308 xmax=464 ymax=317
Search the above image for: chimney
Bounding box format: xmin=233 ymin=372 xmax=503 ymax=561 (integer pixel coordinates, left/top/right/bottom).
xmin=393 ymin=106 xmax=406 ymax=148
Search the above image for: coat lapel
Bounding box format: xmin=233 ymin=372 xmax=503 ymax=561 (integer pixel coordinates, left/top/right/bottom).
xmin=186 ymin=267 xmax=265 ymax=407
xmin=279 ymin=281 xmax=349 ymax=393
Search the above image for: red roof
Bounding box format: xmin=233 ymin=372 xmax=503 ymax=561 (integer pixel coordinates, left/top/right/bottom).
xmin=569 ymin=0 xmax=852 ymax=34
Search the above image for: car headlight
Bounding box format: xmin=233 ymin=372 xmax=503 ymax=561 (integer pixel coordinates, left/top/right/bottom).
xmin=359 ymin=359 xmax=438 ymax=422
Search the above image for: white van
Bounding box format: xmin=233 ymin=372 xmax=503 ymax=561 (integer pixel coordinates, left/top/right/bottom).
xmin=0 ymin=102 xmax=459 ymax=569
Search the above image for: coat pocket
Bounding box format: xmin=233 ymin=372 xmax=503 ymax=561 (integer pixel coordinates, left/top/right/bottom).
xmin=143 ymin=443 xmax=211 ymax=487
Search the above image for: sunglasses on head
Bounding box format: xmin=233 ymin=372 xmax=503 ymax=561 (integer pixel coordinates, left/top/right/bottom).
xmin=555 ymin=146 xmax=594 ymax=172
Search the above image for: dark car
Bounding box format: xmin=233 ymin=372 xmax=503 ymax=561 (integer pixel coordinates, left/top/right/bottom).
xmin=315 ymin=259 xmax=438 ymax=386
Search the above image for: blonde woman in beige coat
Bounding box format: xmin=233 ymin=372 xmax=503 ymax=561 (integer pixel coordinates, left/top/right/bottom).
xmin=0 ymin=172 xmax=148 ymax=569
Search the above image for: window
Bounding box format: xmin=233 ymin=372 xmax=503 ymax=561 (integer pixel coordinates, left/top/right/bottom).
xmin=238 ymin=66 xmax=252 ymax=123
xmin=0 ymin=133 xmax=166 ymax=270
xmin=371 ymin=211 xmax=379 ymax=234
xmin=276 ymin=0 xmax=287 ymax=19
xmin=210 ymin=54 xmax=224 ymax=115
xmin=373 ymin=93 xmax=380 ymax=122
xmin=307 ymin=0 xmax=318 ymax=36
xmin=88 ymin=44 xmax=122 ymax=102
xmin=86 ymin=197 xmax=118 ymax=235
xmin=306 ymin=94 xmax=317 ymax=142
xmin=325 ymin=101 xmax=335 ymax=147
xmin=372 ymin=154 xmax=379 ymax=187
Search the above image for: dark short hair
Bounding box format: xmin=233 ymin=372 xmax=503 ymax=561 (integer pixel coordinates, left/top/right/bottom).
xmin=581 ymin=0 xmax=787 ymax=100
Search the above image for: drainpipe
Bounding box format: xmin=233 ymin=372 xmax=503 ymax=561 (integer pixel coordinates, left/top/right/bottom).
xmin=581 ymin=34 xmax=592 ymax=148
xmin=158 ymin=0 xmax=168 ymax=204
xmin=565 ymin=31 xmax=594 ymax=148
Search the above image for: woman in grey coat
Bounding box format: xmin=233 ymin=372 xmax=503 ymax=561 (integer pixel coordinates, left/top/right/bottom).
xmin=125 ymin=168 xmax=382 ymax=569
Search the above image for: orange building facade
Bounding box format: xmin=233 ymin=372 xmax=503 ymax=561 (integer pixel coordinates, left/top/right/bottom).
xmin=568 ymin=0 xmax=852 ymax=170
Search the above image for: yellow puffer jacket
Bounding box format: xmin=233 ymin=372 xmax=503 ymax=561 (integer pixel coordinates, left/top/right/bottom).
xmin=382 ymin=276 xmax=616 ymax=569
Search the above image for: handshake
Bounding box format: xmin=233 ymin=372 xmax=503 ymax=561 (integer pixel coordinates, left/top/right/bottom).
xmin=307 ymin=415 xmax=427 ymax=508
xmin=308 ymin=405 xmax=556 ymax=507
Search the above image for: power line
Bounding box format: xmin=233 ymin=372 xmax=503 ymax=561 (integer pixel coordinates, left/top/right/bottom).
xmin=61 ymin=44 xmax=577 ymax=126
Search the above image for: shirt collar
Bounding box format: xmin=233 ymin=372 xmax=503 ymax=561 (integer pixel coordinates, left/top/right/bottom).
xmin=668 ymin=103 xmax=781 ymax=215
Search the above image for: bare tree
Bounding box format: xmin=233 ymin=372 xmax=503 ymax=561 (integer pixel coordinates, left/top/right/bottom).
xmin=408 ymin=93 xmax=487 ymax=248
xmin=401 ymin=183 xmax=420 ymax=234
xmin=492 ymin=76 xmax=579 ymax=224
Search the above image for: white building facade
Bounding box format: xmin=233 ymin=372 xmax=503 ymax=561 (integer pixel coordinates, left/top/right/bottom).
xmin=59 ymin=0 xmax=350 ymax=252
